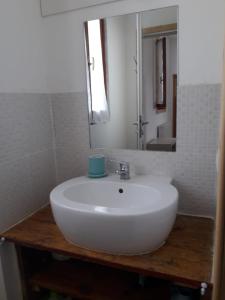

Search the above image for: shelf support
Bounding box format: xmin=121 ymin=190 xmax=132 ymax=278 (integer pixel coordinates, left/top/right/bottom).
xmin=200 ymin=282 xmax=208 ymax=296
xmin=0 ymin=237 xmax=6 ymax=246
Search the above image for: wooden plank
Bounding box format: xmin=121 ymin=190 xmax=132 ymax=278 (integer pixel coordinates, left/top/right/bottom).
xmin=142 ymin=23 xmax=177 ymax=36
xmin=1 ymin=206 xmax=214 ymax=288
xmin=30 ymin=260 xmax=171 ymax=299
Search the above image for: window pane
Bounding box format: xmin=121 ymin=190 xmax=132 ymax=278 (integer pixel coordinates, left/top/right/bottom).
xmin=87 ymin=20 xmax=108 ymax=121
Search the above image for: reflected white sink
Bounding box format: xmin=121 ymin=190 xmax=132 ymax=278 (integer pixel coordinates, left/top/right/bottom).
xmin=50 ymin=175 xmax=178 ymax=255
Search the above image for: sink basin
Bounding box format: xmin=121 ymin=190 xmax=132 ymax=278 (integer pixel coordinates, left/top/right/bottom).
xmin=50 ymin=175 xmax=178 ymax=255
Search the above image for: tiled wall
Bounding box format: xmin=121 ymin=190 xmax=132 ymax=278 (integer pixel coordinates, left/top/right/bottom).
xmin=51 ymin=84 xmax=221 ymax=217
xmin=0 ymin=84 xmax=220 ymax=233
xmin=51 ymin=93 xmax=90 ymax=182
xmin=0 ymin=94 xmax=56 ymax=232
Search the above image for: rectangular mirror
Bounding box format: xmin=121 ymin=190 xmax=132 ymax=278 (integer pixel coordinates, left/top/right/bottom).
xmin=84 ymin=6 xmax=178 ymax=151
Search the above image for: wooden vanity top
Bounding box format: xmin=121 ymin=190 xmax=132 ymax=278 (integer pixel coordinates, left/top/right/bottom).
xmin=2 ymin=206 xmax=214 ymax=288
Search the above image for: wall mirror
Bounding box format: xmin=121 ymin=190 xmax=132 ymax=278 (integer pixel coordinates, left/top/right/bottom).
xmin=84 ymin=6 xmax=178 ymax=151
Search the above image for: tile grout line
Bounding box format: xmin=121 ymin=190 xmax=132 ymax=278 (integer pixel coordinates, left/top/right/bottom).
xmin=49 ymin=95 xmax=59 ymax=184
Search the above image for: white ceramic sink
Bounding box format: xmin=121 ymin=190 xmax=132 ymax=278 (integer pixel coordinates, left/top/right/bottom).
xmin=50 ymin=175 xmax=178 ymax=255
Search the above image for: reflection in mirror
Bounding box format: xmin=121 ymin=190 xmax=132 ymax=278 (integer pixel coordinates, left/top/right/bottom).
xmin=85 ymin=19 xmax=109 ymax=124
xmin=84 ymin=6 xmax=178 ymax=152
xmin=85 ymin=13 xmax=138 ymax=149
xmin=141 ymin=7 xmax=178 ymax=151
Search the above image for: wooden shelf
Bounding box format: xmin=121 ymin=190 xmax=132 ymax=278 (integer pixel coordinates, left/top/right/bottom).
xmin=142 ymin=23 xmax=177 ymax=36
xmin=2 ymin=206 xmax=214 ymax=288
xmin=29 ymin=260 xmax=170 ymax=299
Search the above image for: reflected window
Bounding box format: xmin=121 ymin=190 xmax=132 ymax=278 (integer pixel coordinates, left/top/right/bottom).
xmin=85 ymin=19 xmax=109 ymax=124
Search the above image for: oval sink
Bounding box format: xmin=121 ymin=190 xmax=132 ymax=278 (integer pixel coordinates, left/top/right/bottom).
xmin=50 ymin=175 xmax=178 ymax=255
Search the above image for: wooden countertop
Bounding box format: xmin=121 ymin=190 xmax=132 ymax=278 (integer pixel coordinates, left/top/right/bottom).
xmin=2 ymin=206 xmax=214 ymax=288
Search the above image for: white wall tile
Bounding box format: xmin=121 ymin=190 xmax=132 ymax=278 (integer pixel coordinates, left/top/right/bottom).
xmin=51 ymin=93 xmax=89 ymax=148
xmin=29 ymin=149 xmax=56 ymax=208
xmin=0 ymin=94 xmax=53 ymax=165
xmin=0 ymin=150 xmax=56 ymax=232
xmin=51 ymin=93 xmax=90 ymax=183
xmin=55 ymin=146 xmax=90 ymax=183
xmin=0 ymin=94 xmax=57 ymax=232
xmin=0 ymin=157 xmax=32 ymax=231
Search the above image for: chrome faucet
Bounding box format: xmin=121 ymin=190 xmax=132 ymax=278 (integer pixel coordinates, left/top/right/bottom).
xmin=116 ymin=161 xmax=130 ymax=180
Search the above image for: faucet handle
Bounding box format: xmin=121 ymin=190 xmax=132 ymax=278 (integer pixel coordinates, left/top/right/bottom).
xmin=119 ymin=161 xmax=130 ymax=170
xmin=107 ymin=159 xmax=130 ymax=179
xmin=118 ymin=161 xmax=130 ymax=180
